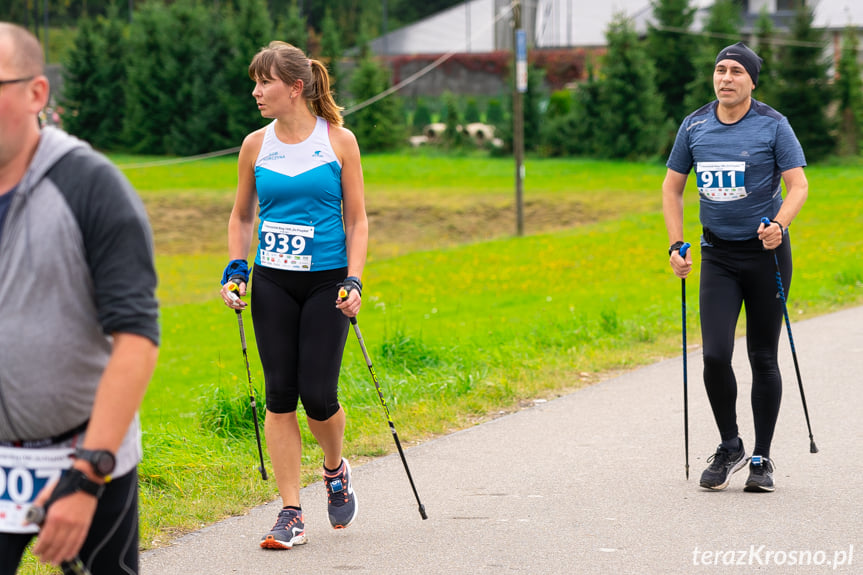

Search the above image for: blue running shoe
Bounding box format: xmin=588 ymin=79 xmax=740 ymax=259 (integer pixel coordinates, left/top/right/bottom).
xmin=260 ymin=507 xmax=307 ymax=549
xmin=324 ymin=458 xmax=358 ymax=529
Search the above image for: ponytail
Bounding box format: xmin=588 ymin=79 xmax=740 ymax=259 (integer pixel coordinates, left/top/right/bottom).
xmin=307 ymin=59 xmax=344 ymax=127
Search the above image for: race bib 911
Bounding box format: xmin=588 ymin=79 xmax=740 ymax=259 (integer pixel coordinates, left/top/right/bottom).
xmin=697 ymin=161 xmax=748 ymax=201
xmin=0 ymin=446 xmax=73 ymax=534
xmin=259 ymin=221 xmax=315 ymax=271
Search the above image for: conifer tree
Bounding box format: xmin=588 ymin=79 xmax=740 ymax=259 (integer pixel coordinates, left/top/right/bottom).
xmin=163 ymin=1 xmax=230 ymax=155
xmin=223 ymin=0 xmax=274 ymax=146
xmin=753 ymin=6 xmax=779 ymax=107
xmin=276 ymin=0 xmax=307 ymax=51
xmin=834 ymin=25 xmax=863 ymax=156
xmin=60 ymin=17 xmax=103 ymax=145
xmin=346 ymin=55 xmax=404 ymax=152
xmin=774 ymin=3 xmax=835 ymax=162
xmin=91 ymin=9 xmax=129 ymax=150
xmin=320 ymin=7 xmax=342 ymax=84
xmin=594 ymin=14 xmax=668 ymax=159
xmin=123 ymin=1 xmax=178 ymax=153
xmin=646 ymin=0 xmax=697 ymax=124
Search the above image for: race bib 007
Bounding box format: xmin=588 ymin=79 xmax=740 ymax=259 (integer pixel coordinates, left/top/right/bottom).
xmin=0 ymin=446 xmax=73 ymax=534
xmin=259 ymin=221 xmax=315 ymax=271
xmin=697 ymin=161 xmax=747 ymax=201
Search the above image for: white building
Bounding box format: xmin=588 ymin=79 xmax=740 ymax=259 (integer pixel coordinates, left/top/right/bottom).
xmin=370 ymin=0 xmax=863 ymax=55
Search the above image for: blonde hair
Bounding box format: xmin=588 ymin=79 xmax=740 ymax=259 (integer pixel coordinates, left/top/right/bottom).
xmin=249 ymin=41 xmax=343 ymax=127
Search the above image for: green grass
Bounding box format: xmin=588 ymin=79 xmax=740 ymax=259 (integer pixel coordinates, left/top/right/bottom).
xmin=18 ymin=153 xmax=863 ymax=573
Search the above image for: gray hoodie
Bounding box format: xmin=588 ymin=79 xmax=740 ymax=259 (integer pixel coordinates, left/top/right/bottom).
xmin=0 ymin=128 xmax=159 ymax=472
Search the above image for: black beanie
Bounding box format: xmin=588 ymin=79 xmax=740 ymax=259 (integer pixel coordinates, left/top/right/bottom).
xmin=715 ymin=42 xmax=763 ymax=87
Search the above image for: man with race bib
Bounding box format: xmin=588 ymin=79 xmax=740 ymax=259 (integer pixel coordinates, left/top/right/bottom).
xmin=0 ymin=23 xmax=160 ymax=573
xmin=219 ymin=41 xmax=368 ymax=550
xmin=662 ymin=42 xmax=808 ymax=493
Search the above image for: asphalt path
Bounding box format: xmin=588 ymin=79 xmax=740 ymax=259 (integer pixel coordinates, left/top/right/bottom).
xmin=142 ymin=305 xmax=862 ymax=574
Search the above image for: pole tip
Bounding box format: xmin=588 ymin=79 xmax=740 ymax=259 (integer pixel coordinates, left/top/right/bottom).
xmin=261 ymin=468 xmax=268 ymax=480
xmin=419 ymin=505 xmax=428 ymax=520
xmin=810 ymin=441 xmax=819 ymax=454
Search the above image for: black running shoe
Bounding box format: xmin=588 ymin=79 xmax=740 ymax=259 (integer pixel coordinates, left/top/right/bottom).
xmin=260 ymin=507 xmax=308 ymax=549
xmin=699 ymin=440 xmax=747 ymax=490
xmin=324 ymin=458 xmax=358 ymax=529
xmin=744 ymin=455 xmax=775 ymax=492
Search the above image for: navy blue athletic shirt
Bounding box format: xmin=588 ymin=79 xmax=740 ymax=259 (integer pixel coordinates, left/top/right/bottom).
xmin=667 ymin=99 xmax=806 ymax=242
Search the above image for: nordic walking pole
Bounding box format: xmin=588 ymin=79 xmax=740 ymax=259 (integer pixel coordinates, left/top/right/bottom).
xmin=26 ymin=501 xmax=92 ymax=575
xmin=678 ymin=242 xmax=692 ymax=480
xmin=760 ymin=218 xmax=818 ymax=453
xmin=227 ymin=283 xmax=268 ymax=480
xmin=339 ymin=285 xmax=428 ymax=520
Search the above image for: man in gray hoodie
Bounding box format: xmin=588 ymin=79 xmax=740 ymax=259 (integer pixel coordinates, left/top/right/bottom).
xmin=0 ymin=22 xmax=159 ymax=574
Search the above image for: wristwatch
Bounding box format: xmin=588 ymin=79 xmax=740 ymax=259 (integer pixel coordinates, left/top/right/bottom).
xmin=74 ymin=448 xmax=116 ymax=478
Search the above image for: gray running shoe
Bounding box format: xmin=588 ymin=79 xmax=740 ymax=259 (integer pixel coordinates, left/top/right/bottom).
xmin=324 ymin=458 xmax=358 ymax=529
xmin=260 ymin=507 xmax=308 ymax=549
xmin=699 ymin=441 xmax=747 ymax=490
xmin=744 ymin=455 xmax=775 ymax=492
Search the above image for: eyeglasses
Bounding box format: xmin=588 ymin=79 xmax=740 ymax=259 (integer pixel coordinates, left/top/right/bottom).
xmin=0 ymin=76 xmax=34 ymax=89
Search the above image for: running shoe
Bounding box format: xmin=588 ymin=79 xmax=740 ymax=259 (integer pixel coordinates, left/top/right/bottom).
xmin=260 ymin=507 xmax=308 ymax=549
xmin=699 ymin=440 xmax=747 ymax=490
xmin=324 ymin=458 xmax=358 ymax=529
xmin=744 ymin=455 xmax=775 ymax=492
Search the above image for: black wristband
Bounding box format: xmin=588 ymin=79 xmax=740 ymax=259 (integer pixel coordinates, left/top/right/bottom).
xmin=669 ymin=241 xmax=685 ymax=256
xmin=49 ymin=468 xmax=105 ymax=503
xmin=343 ymin=276 xmax=362 ymax=296
xmin=770 ymin=219 xmax=786 ymax=235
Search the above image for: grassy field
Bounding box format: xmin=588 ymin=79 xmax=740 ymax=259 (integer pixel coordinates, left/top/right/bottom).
xmin=19 ymin=152 xmax=863 ymax=573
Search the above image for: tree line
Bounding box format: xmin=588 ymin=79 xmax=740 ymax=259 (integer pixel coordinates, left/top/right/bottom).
xmin=3 ymin=0 xmax=465 ymax=54
xmin=58 ymin=0 xmax=384 ymax=155
xmin=536 ymin=0 xmax=862 ymax=162
xmin=47 ymin=0 xmax=863 ymax=160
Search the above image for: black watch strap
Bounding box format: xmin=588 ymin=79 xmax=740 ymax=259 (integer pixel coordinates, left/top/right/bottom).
xmin=52 ymin=468 xmax=105 ymax=501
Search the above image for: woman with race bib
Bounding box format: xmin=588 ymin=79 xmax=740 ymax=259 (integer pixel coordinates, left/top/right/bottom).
xmin=219 ymin=41 xmax=368 ymax=550
xmin=662 ymin=42 xmax=808 ymax=494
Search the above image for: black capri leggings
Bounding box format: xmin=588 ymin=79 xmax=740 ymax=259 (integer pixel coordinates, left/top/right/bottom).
xmin=250 ymin=265 xmax=349 ymax=421
xmin=699 ymin=234 xmax=791 ymax=459
xmin=0 ymin=468 xmax=139 ymax=575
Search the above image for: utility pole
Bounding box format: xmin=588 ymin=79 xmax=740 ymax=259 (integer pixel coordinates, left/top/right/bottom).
xmin=512 ymin=0 xmax=526 ymax=236
xmin=383 ymin=0 xmax=389 ymax=55
xmin=42 ymin=0 xmax=49 ymax=65
xmin=465 ymin=0 xmax=471 ymax=52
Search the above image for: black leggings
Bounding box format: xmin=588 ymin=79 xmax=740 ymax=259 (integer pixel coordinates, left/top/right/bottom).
xmin=0 ymin=468 xmax=139 ymax=575
xmin=700 ymin=235 xmax=791 ymax=459
xmin=250 ymin=265 xmax=349 ymax=421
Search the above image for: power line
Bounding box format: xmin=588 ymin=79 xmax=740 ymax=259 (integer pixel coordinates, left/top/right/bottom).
xmin=652 ymin=24 xmax=832 ymax=49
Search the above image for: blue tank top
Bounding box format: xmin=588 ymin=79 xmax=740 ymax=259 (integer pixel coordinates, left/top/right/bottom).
xmin=254 ymin=117 xmax=346 ymax=271
xmin=667 ymin=99 xmax=806 ymax=242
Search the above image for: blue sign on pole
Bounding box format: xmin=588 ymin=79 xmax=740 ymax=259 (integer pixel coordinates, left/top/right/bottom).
xmin=516 ymin=29 xmax=527 ymax=93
